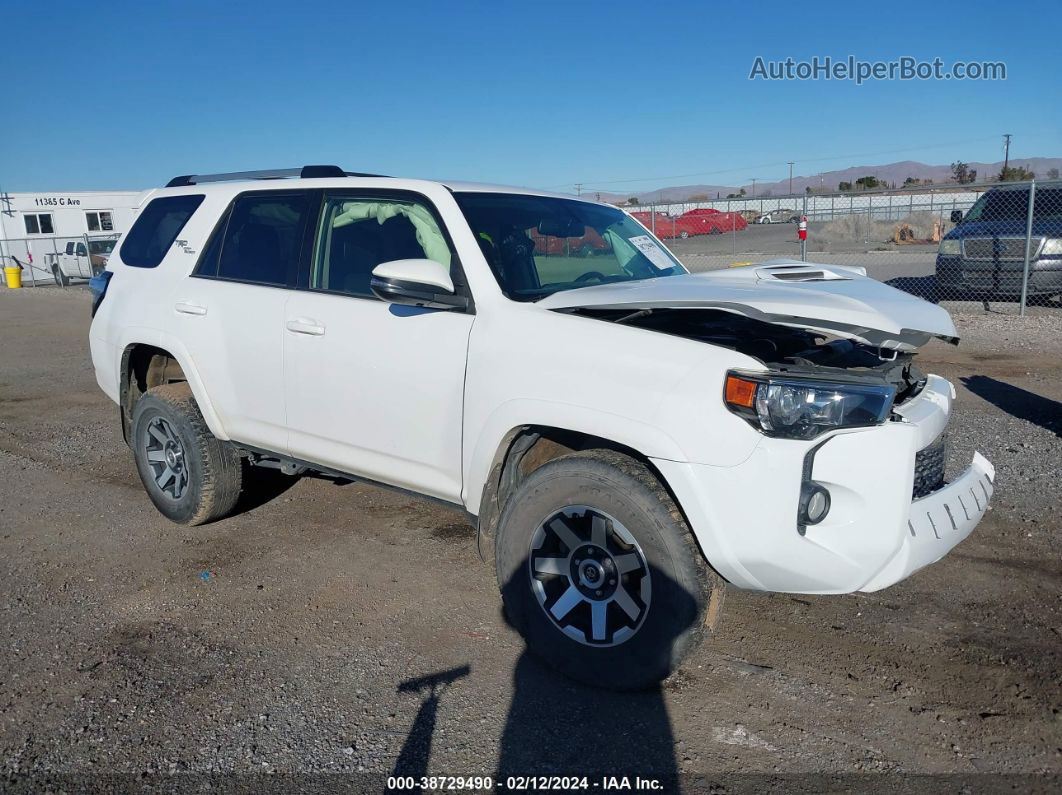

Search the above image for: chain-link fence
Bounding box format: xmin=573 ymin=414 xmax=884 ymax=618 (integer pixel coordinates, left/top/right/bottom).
xmin=1 ymin=233 xmax=120 ymax=287
xmin=5 ymin=184 xmax=1060 ymax=317
xmin=624 ymin=179 xmax=1062 ymax=316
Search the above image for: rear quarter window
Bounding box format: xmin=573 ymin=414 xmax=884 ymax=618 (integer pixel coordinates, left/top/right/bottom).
xmin=120 ymin=194 xmax=205 ymax=268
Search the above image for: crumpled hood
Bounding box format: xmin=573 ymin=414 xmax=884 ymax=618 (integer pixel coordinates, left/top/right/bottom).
xmin=538 ymin=261 xmax=958 ymax=350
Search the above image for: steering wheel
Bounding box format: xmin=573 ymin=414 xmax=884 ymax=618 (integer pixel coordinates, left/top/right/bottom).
xmin=574 ymin=271 xmax=607 ymax=284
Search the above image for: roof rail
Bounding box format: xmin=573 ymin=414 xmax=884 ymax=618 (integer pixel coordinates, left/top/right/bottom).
xmin=164 ymin=165 xmax=386 ymax=188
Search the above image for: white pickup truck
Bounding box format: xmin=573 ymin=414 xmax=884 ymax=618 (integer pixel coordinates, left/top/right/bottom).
xmin=87 ymin=165 xmax=994 ymax=689
xmin=45 ymin=238 xmax=117 ymax=285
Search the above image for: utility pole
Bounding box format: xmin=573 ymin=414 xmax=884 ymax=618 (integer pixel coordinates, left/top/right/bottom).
xmin=787 ymin=161 xmax=794 ymax=196
xmin=575 ymin=183 xmax=583 ymax=196
xmin=1002 ymin=134 xmax=1011 ymax=177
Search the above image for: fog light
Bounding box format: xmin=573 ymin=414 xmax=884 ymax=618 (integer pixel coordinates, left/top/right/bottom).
xmin=800 ymin=483 xmax=832 ymax=526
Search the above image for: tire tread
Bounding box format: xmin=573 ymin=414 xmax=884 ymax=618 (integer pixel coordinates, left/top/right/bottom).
xmin=133 ymin=383 xmax=242 ymax=525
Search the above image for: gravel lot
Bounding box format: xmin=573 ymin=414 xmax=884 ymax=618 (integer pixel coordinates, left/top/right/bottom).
xmin=1 ymin=288 xmax=1060 ymax=792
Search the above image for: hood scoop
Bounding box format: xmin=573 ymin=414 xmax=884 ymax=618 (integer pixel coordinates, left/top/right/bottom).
xmin=539 ymin=260 xmax=958 ymax=351
xmin=754 ymin=261 xmax=865 ymax=282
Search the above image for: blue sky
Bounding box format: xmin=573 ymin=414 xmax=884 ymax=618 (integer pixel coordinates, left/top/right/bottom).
xmin=1 ymin=0 xmax=1059 ymax=193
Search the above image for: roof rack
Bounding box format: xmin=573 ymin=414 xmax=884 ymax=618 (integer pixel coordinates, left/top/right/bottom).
xmin=165 ymin=165 xmax=387 ymax=188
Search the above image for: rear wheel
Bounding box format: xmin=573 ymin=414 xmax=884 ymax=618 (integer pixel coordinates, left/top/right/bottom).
xmin=131 ymin=383 xmax=243 ymax=525
xmin=495 ymin=449 xmax=720 ymax=690
xmin=52 ymin=266 xmax=69 ymax=286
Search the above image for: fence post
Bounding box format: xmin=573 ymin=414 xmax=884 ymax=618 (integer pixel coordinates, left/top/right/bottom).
xmin=1019 ymin=180 xmax=1037 ymax=316
xmin=52 ymin=237 xmax=61 ymax=287
xmin=801 ymin=194 xmax=808 ymax=262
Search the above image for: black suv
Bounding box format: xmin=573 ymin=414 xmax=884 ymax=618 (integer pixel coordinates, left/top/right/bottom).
xmin=937 ymin=184 xmax=1062 ymax=298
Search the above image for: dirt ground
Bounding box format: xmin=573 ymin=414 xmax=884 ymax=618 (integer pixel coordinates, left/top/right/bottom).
xmin=1 ymin=288 xmax=1060 ymax=792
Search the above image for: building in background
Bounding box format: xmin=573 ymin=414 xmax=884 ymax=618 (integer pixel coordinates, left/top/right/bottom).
xmin=0 ymin=189 xmax=143 ymax=285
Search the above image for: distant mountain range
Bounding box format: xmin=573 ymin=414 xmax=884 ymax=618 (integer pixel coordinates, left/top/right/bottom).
xmin=590 ymin=158 xmax=1062 ymax=204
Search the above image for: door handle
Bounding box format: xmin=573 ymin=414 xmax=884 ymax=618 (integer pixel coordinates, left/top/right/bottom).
xmin=174 ymin=302 xmax=207 ymax=316
xmin=285 ymin=318 xmax=326 ymax=336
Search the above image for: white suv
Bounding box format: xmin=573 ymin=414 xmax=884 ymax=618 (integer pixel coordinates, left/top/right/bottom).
xmin=89 ymin=166 xmax=994 ymax=689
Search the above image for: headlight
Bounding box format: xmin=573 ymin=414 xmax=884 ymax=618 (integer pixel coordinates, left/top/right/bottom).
xmin=725 ymin=372 xmax=896 ymax=440
xmin=1041 ymin=238 xmax=1062 ymax=256
xmin=938 ymin=239 xmax=961 ymax=256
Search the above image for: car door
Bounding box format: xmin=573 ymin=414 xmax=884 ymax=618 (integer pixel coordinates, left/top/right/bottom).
xmin=73 ymin=242 xmax=92 ymax=278
xmin=283 ymin=190 xmax=474 ymax=503
xmin=174 ymin=189 xmax=314 ymax=453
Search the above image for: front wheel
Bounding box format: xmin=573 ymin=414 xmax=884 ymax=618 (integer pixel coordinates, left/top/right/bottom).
xmin=495 ymin=449 xmax=721 ymax=690
xmin=131 ymin=383 xmax=243 ymax=525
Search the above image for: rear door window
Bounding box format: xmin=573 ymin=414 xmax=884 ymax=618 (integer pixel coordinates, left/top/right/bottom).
xmin=212 ymin=192 xmax=313 ymax=287
xmin=310 ymin=195 xmax=454 ymax=298
xmin=120 ymin=195 xmax=204 ymax=268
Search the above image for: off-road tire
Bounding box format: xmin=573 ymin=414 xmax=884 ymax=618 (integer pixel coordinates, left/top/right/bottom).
xmin=131 ymin=383 xmax=242 ymax=525
xmin=495 ymin=449 xmax=720 ymax=690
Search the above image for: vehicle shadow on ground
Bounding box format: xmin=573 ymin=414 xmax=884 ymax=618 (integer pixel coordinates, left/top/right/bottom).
xmin=961 ymin=375 xmax=1062 ymax=437
xmin=884 ymin=275 xmax=946 ymax=302
xmin=230 ymin=465 xmax=300 ymax=516
xmin=391 ymin=562 xmax=693 ymax=787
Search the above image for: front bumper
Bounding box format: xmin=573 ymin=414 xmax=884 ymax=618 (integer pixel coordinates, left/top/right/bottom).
xmin=860 ymin=452 xmax=993 ymax=591
xmin=654 ymin=375 xmax=994 ymax=594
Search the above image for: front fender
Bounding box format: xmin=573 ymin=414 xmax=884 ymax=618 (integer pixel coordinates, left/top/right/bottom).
xmin=462 ymin=398 xmax=689 ymax=516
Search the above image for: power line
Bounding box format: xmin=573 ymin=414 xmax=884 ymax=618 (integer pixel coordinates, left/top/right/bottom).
xmin=539 ymin=135 xmax=1002 ymax=191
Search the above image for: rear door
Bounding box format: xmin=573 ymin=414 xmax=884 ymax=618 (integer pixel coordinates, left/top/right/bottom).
xmin=174 ymin=189 xmax=315 ymax=453
xmin=282 ymin=190 xmax=474 ymax=502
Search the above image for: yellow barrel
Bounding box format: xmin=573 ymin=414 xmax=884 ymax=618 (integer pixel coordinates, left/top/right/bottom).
xmin=4 ymin=266 xmax=22 ymax=289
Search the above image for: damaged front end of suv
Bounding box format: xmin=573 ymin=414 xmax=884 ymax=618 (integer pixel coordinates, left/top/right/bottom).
xmin=541 ymin=261 xmax=993 ymax=594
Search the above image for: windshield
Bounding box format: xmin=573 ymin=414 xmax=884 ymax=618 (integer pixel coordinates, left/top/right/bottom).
xmin=453 ymin=192 xmax=686 ymax=300
xmin=964 ymin=187 xmax=1062 ymax=223
xmin=89 ymin=240 xmax=117 ymax=254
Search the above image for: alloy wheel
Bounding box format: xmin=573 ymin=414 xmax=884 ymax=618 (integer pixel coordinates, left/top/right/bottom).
xmin=528 ymin=505 xmax=651 ymax=647
xmin=142 ymin=416 xmax=189 ymax=500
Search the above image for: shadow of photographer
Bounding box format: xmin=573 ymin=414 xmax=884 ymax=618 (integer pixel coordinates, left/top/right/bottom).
xmin=390 ymin=558 xmax=701 ymax=790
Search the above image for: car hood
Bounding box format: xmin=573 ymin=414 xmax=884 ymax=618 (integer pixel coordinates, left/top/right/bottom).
xmin=945 ymin=219 xmax=1062 ymax=239
xmin=537 ymin=260 xmax=958 ymax=350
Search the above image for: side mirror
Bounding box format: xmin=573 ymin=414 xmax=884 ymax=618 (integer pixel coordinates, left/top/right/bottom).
xmin=370 ymin=259 xmax=468 ymax=311
xmin=950 ymin=210 xmax=963 ymax=224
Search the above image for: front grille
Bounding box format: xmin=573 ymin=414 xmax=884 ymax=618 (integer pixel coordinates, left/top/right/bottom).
xmin=962 ymin=237 xmax=1042 ymax=261
xmin=913 ymin=435 xmax=947 ymax=499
